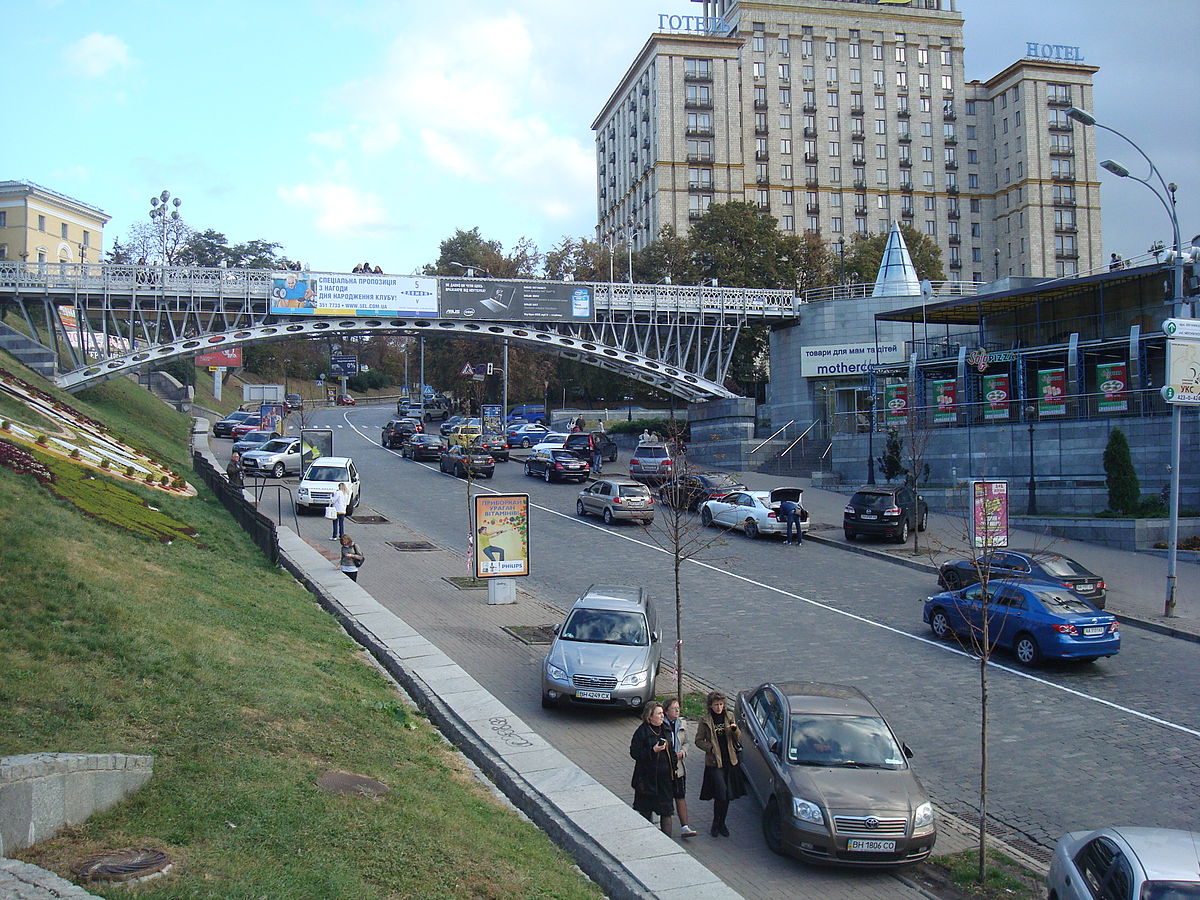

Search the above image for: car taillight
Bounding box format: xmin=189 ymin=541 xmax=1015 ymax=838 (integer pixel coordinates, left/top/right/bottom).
xmin=647 ymin=496 xmax=654 ymax=504
xmin=1097 ymin=581 xmax=1105 ymax=591
xmin=663 ymin=460 xmax=673 ymax=469
xmin=1059 ymin=581 xmax=1074 ymax=590
xmin=1052 ymin=623 xmax=1078 ymax=635
xmin=1108 ymin=621 xmax=1119 ymax=633
xmin=767 ymin=511 xmax=777 ymax=519
xmin=613 ymin=496 xmax=623 ymax=504
xmin=630 ymin=457 xmax=640 ymax=465
xmin=844 ymin=505 xmax=855 ymax=514
xmin=885 ymin=506 xmax=902 ymax=516
xmin=710 ymin=492 xmax=728 ymax=501
xmin=555 ymin=463 xmax=565 ymax=469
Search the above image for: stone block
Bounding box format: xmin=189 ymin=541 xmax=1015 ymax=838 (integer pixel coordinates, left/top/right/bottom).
xmin=92 ymin=770 xmax=125 ymax=813
xmin=29 ymin=775 xmax=65 ymax=843
xmin=0 ymin=781 xmax=33 ymax=855
xmin=626 ymin=851 xmax=721 ymax=892
xmin=63 ymin=771 xmax=97 ymax=825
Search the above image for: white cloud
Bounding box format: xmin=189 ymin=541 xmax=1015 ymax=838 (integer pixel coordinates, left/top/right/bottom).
xmin=277 ymin=183 xmax=393 ymax=235
xmin=65 ymin=33 xmax=131 ymax=78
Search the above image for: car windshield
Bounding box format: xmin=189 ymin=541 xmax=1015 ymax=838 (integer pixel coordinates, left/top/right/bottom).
xmin=637 ymin=446 xmax=668 ymax=458
xmin=560 ymin=609 xmax=648 ymax=646
xmin=851 ymin=492 xmax=892 ymax=510
xmin=305 ymin=465 xmax=350 ymax=482
xmin=241 ymin=431 xmax=274 ymax=442
xmin=260 ymin=439 xmax=291 ymax=452
xmin=1143 ymin=882 xmax=1200 ymax=900
xmin=788 ymin=714 xmax=906 ymax=769
xmin=225 ymin=411 xmax=252 ymax=422
xmin=1036 ymin=556 xmax=1091 ymax=577
xmin=1031 ymin=589 xmax=1095 ymax=615
xmin=619 ymin=485 xmax=651 ymax=498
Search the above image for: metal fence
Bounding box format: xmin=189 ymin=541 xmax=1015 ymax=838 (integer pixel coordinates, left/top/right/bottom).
xmin=191 ymin=451 xmax=279 ymax=566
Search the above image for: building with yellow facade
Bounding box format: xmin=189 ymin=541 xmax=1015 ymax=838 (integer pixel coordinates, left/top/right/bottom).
xmin=0 ymin=180 xmax=110 ymax=266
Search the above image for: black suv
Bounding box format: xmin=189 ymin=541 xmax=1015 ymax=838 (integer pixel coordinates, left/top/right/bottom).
xmin=563 ymin=431 xmax=618 ymax=465
xmin=381 ymin=417 xmax=423 ymax=448
xmin=843 ymin=484 xmax=928 ymax=543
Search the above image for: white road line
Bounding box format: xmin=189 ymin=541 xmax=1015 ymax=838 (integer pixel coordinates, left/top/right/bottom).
xmin=342 ymin=414 xmax=1200 ymax=741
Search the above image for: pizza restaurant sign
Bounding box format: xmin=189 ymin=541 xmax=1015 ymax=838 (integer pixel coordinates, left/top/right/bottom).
xmin=966 ymin=347 xmax=1018 ymax=373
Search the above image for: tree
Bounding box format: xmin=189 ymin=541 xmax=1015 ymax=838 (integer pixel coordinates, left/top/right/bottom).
xmin=842 ymin=223 xmax=946 ymax=284
xmin=877 ymin=427 xmax=906 ymax=482
xmin=179 ymin=229 xmax=234 ymax=268
xmin=1103 ymin=428 xmax=1139 ymax=514
xmin=104 ymin=239 xmax=133 ymax=264
xmin=689 ymin=202 xmax=798 ymax=289
xmin=428 ymin=227 xmax=541 ymax=278
xmin=544 ymin=236 xmax=606 ymax=282
xmin=632 ymin=225 xmax=695 ymax=286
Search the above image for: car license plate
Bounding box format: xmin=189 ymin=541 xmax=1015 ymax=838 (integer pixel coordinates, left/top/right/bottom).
xmin=575 ymin=690 xmax=611 ymax=701
xmin=1083 ymin=626 xmax=1105 ymax=636
xmin=860 ymin=513 xmax=877 ymax=520
xmin=1077 ymin=583 xmax=1094 ymax=591
xmin=847 ymin=839 xmax=896 ymax=852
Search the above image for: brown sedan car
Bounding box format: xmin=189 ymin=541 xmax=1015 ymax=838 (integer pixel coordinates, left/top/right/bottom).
xmin=735 ymin=682 xmax=936 ymax=867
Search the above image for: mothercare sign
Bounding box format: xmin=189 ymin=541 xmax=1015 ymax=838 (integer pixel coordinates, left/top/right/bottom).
xmin=800 ymin=342 xmax=904 ymax=377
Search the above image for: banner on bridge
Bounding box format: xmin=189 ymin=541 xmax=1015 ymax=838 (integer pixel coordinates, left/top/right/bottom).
xmin=439 ymin=280 xmax=594 ymax=322
xmin=270 ymin=272 xmax=438 ymax=317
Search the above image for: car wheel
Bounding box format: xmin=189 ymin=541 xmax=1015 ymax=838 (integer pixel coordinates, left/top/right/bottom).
xmin=524 ymin=463 xmax=533 ymax=477
xmin=942 ymin=568 xmax=963 ymax=591
xmin=544 ymin=468 xmax=553 ymax=483
xmin=271 ymin=462 xmax=285 ymax=478
xmin=895 ymin=519 xmax=910 ymax=543
xmin=930 ymin=608 xmax=952 ymax=638
xmin=522 ymin=438 xmax=532 ymax=449
xmin=541 ymin=695 xmax=554 ymax=710
xmin=576 ymin=499 xmax=588 ymax=517
xmin=844 ymin=528 xmax=856 ymax=541
xmin=744 ymin=519 xmax=759 ymax=539
xmin=918 ymin=508 xmax=929 ymax=532
xmin=603 ymin=508 xmax=614 ymax=525
xmin=381 ymin=437 xmax=387 ymax=447
xmin=763 ymin=801 xmax=786 ymax=856
xmin=1014 ymin=633 xmax=1042 ymax=666
xmin=700 ymin=507 xmax=713 ymax=527
xmin=608 ymin=451 xmax=617 ymax=462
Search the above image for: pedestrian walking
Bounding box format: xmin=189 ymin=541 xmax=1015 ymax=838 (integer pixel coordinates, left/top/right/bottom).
xmin=630 ymin=701 xmax=675 ymax=836
xmin=664 ymin=698 xmax=698 ymax=838
xmin=693 ymin=690 xmax=746 ymax=837
xmin=329 ymin=481 xmax=351 ymax=540
xmin=591 ymin=437 xmax=603 ymax=476
xmin=337 ymin=533 xmax=364 ymax=581
xmin=779 ymin=492 xmax=806 ymax=545
xmin=226 ymin=451 xmax=243 ymax=489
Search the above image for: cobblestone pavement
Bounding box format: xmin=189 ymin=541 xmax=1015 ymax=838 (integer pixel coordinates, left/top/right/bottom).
xmin=0 ymin=859 xmax=102 ymax=899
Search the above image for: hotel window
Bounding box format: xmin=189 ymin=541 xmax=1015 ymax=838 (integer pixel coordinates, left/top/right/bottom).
xmin=925 ymin=220 xmax=937 ymax=236
xmin=60 ymin=223 xmax=70 ymax=240
xmin=1014 ymin=110 xmax=1021 ymax=126
xmin=968 ymin=173 xmax=979 ymax=188
xmin=756 ymin=112 xmax=768 ymax=131
xmin=826 ymin=91 xmax=839 ymax=106
xmin=781 ymin=138 xmax=793 ymax=153
xmin=849 ymin=42 xmax=860 ymax=59
xmin=686 ymin=84 xmax=711 ymax=104
xmin=778 ymin=37 xmax=789 ymax=55
xmin=874 ymin=119 xmax=886 ymax=134
xmin=807 ymin=164 xmax=819 ymax=181
xmin=1055 ymin=208 xmax=1076 ymax=229
xmin=945 ymin=148 xmax=957 ymax=165
xmin=849 ymin=68 xmax=861 ymax=84
xmin=1016 ymin=162 xmax=1024 ymax=178
xmin=687 ymin=112 xmax=712 ymax=132
xmin=896 ymin=71 xmax=907 ymax=88
xmin=970 ymin=198 xmax=981 ymax=212
xmin=829 ymin=193 xmax=842 ymax=207
xmin=876 ymin=169 xmax=888 ymax=184
xmin=1011 ymin=84 xmax=1020 ymax=101
xmin=967 ymin=149 xmax=978 ymax=164
xmin=1000 ymin=92 xmax=1008 ymax=109
xmin=918 ymin=47 xmax=928 ymax=66
xmin=779 ymin=63 xmax=790 ymax=80
xmin=899 ymin=145 xmax=912 ymax=161
xmin=829 ymin=166 xmax=841 ymax=182
xmin=1051 ymin=158 xmax=1074 ymax=179
xmin=828 ymin=140 xmax=840 ymax=155
xmin=755 ymin=86 xmax=767 ymax=105
xmin=781 ymin=113 xmax=792 ymax=128
xmin=827 ymin=115 xmax=839 ymax=130
xmin=924 ymin=196 xmax=936 ymax=210
xmin=38 ymin=215 xmax=47 ymax=231
xmin=782 ymin=215 xmax=795 ymax=230
xmin=972 ymin=247 xmax=982 ymax=261
xmin=851 ymin=91 xmax=863 ymax=109
xmin=918 ymin=72 xmax=931 ymax=91
xmin=873 ymin=70 xmax=885 ymax=88
xmin=965 ymin=100 xmax=976 ymax=115
xmin=941 ymin=48 xmax=952 ymax=66
xmin=782 ymin=190 xmax=794 ymax=205
xmin=948 ymin=220 xmax=960 ymax=236
xmin=757 ymin=137 xmax=769 ymax=155
xmin=941 ymin=74 xmax=953 ymax=91
xmin=687 ymin=138 xmax=712 ymax=158
xmin=877 ymin=194 xmax=889 ymax=208
xmin=922 ymin=171 xmax=934 ymax=186
xmin=780 ymin=87 xmax=792 ymax=105
xmin=970 ymin=222 xmax=981 ymax=237
xmin=0 ymin=211 xmax=6 ymax=226
xmin=753 ymin=62 xmax=765 ymax=78
xmin=782 ymin=164 xmax=793 ymax=180
xmin=872 ymin=44 xmax=882 ymax=61
xmin=965 ymin=124 xmax=976 ymax=139
xmin=826 ymin=41 xmax=837 ymax=58
xmin=805 ymin=139 xmax=818 ymax=155
xmin=803 ymin=65 xmax=815 ymax=82
xmin=1048 ymin=83 xmax=1071 ymax=104
xmin=1051 ymin=133 xmax=1072 ymax=153
xmin=827 ymin=67 xmax=838 ymax=83
xmin=801 ymin=39 xmax=813 ymax=56
xmin=0 ymin=244 xmax=6 ymax=260
xmin=688 ymin=167 xmax=712 ymax=188
xmin=685 ymin=59 xmax=711 ymax=78
xmin=921 ymin=146 xmax=933 ymax=161
xmin=876 ymin=144 xmax=887 ymax=158
xmin=920 ymin=97 xmax=932 ymax=112
xmin=1057 ymin=260 xmax=1078 ymax=277
xmin=897 ymin=95 xmax=909 ymax=112
xmin=894 ymin=45 xmax=906 ymax=63
xmin=831 ymin=217 xmax=843 ymax=232
xmin=806 ymin=216 xmax=819 ymax=231
xmin=82 ymin=231 xmax=90 ymax=247
xmin=946 ymin=171 xmax=957 ymax=188
xmin=856 ymin=218 xmax=868 ymax=234
xmin=874 ymin=94 xmax=886 ymax=110
xmin=689 ymin=194 xmax=711 ymax=214
xmin=752 ymin=33 xmax=765 ymax=53
xmin=1055 ymin=234 xmax=1076 ymax=254
xmin=1054 ymin=184 xmax=1076 ymax=203
xmin=757 ymin=189 xmax=769 ymax=207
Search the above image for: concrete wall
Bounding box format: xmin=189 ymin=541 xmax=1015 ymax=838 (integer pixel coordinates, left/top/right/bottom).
xmin=0 ymin=753 xmax=153 ymax=856
xmin=685 ymin=397 xmax=758 ymax=470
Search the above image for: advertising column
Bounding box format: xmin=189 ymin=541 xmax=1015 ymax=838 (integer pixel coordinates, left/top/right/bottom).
xmin=970 ymin=480 xmax=1009 ymax=549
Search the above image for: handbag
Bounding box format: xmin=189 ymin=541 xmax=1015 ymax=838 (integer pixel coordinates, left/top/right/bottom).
xmin=324 ymin=505 xmax=338 ymax=520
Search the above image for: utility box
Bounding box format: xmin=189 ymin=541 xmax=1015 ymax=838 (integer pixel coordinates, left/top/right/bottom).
xmin=242 ymin=384 xmax=285 ymax=403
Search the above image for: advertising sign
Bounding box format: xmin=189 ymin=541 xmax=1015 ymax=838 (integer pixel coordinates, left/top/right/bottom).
xmin=196 ymin=347 xmax=243 ymax=367
xmin=300 ymin=428 xmax=334 ymax=475
xmin=481 ymin=404 xmax=503 ymax=435
xmin=1037 ymin=367 xmax=1067 ymax=416
xmin=330 ymin=355 xmax=359 ymax=377
xmin=884 ymin=383 xmax=908 ymax=423
xmin=1164 ymin=338 xmax=1200 ymax=405
xmin=971 ymin=480 xmax=1009 ymax=549
xmin=269 ymin=272 xmax=438 ymax=317
xmin=472 ymin=493 xmax=530 ymax=579
xmin=258 ymin=403 xmax=285 ymax=435
xmin=800 ymin=341 xmax=904 ymax=377
xmin=981 ymin=373 xmax=1011 ymax=420
xmin=439 ymin=280 xmax=594 ymax=322
xmin=1096 ymin=362 xmax=1128 ymax=413
xmin=932 ymin=378 xmax=957 ymax=424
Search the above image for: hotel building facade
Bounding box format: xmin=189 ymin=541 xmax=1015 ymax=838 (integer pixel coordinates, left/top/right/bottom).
xmin=593 ymin=0 xmax=1102 ymax=281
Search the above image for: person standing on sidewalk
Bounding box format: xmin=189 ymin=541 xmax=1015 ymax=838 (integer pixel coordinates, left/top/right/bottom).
xmin=663 ymin=698 xmax=697 ymax=838
xmin=337 ymin=533 xmax=364 ymax=581
xmin=629 ymin=702 xmax=675 ymax=836
xmin=694 ymin=691 xmax=746 ymax=837
xmin=226 ymin=451 xmax=243 ymax=490
xmin=330 ymin=482 xmax=351 ymax=540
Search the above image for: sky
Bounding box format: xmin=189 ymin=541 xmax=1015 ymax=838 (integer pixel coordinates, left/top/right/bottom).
xmin=10 ymin=0 xmax=1198 ymax=275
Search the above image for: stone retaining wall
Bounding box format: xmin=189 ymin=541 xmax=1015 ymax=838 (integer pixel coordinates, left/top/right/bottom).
xmin=0 ymin=753 xmax=153 ymax=856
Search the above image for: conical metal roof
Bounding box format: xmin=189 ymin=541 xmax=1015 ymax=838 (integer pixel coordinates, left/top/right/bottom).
xmin=872 ymin=221 xmax=922 ymax=297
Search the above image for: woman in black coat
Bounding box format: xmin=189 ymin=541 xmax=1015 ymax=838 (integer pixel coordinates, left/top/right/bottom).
xmin=629 ymin=701 xmax=675 ymax=835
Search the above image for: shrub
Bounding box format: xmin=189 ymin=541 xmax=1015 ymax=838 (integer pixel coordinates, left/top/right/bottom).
xmin=877 ymin=428 xmax=906 ymax=482
xmin=1103 ymin=428 xmax=1139 ymax=514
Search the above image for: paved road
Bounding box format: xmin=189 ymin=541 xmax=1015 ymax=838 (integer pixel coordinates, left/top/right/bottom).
xmin=246 ymin=406 xmax=1199 ymax=862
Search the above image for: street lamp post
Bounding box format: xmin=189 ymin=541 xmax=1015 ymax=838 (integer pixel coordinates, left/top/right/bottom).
xmin=993 ymin=248 xmax=1000 ymax=280
xmin=866 ymin=371 xmax=877 ymax=485
xmin=626 ymin=219 xmax=635 ymax=283
xmin=1067 ymin=105 xmax=1189 ymax=617
xmin=1024 ymin=405 xmax=1038 ymax=515
xmin=148 ymin=190 xmax=181 ymax=265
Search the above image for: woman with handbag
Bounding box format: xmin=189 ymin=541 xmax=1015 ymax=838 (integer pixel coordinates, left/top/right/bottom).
xmin=328 ymin=482 xmax=351 ymax=539
xmin=337 ymin=534 xmax=364 ymax=581
xmin=693 ymin=690 xmax=747 ymax=837
xmin=629 ymin=702 xmax=675 ymax=836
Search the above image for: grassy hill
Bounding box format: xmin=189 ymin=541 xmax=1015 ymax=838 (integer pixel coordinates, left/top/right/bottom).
xmin=0 ymin=362 xmax=600 ymax=900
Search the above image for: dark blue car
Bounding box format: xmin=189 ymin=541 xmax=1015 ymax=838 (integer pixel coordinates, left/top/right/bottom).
xmin=923 ymin=580 xmax=1119 ymax=665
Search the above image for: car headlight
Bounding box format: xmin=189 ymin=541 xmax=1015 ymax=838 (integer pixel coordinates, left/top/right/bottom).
xmin=546 ymin=663 xmax=566 ymax=681
xmin=792 ymin=797 xmax=824 ymax=825
xmin=297 ymin=487 xmax=309 ymax=498
xmin=621 ymin=671 xmax=648 ymax=687
xmin=914 ymin=802 xmax=934 ymax=829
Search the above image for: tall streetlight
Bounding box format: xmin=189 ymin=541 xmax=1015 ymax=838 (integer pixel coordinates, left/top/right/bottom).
xmin=625 ymin=218 xmax=636 ymax=283
xmin=148 ymin=190 xmax=181 ymax=264
xmin=1067 ymin=106 xmax=1188 ymax=617
xmin=1024 ymin=404 xmax=1038 ymax=515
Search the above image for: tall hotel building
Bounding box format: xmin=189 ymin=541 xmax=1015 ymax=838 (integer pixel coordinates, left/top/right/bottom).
xmin=593 ymin=0 xmax=1102 ymax=281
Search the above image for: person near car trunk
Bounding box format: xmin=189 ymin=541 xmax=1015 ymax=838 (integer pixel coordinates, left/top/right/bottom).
xmin=780 ymin=494 xmax=805 ymax=546
xmin=337 ymin=534 xmax=364 ymax=581
xmin=629 ymin=702 xmax=675 ymax=837
xmin=694 ymin=691 xmax=747 ymax=837
xmin=331 ymin=482 xmax=351 ymax=540
xmin=226 ymin=451 xmax=243 ymax=490
xmin=664 ymin=698 xmax=698 ymax=838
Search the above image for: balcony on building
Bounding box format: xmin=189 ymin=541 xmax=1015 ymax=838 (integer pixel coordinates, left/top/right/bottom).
xmin=851 ymin=105 xmax=865 ymax=115
xmin=757 ymin=150 xmax=770 ymax=161
xmin=685 ymin=100 xmax=713 ymax=110
xmin=685 ymin=71 xmax=712 ymax=82
xmin=900 ymin=208 xmax=915 ymax=218
xmin=949 ymin=259 xmax=963 ymax=269
xmin=804 ymin=152 xmax=818 ymax=163
xmin=1053 ymin=196 xmax=1077 ymax=207
xmin=687 ymin=127 xmax=714 ymax=137
xmin=1049 ymin=122 xmax=1073 ymax=132
xmin=945 ymin=161 xmax=958 ymax=170
xmin=854 ymin=205 xmax=867 ymax=216
xmin=1050 ymin=148 xmax=1075 ymax=157
xmin=850 ymin=129 xmax=865 ymax=140
xmin=1051 ymin=172 xmax=1076 ymax=182
xmin=757 ymin=202 xmax=771 ymax=212
xmin=851 ymin=156 xmax=865 ymax=166
xmin=898 ymin=133 xmax=912 ymax=143
xmin=687 ymin=153 xmax=714 ymax=163
xmin=853 ymin=178 xmax=866 ymax=189
xmin=1047 ymin=95 xmax=1073 ymax=107
xmin=899 ymin=159 xmax=912 ymax=168
xmin=805 ymin=178 xmax=820 ymax=188
xmin=755 ymin=125 xmax=769 ymax=135
xmin=1056 ymin=249 xmax=1079 ymax=259
xmin=947 ymin=208 xmax=960 ymax=219
xmin=807 ymin=202 xmax=821 ymax=214
xmin=756 ymin=175 xmax=770 ymax=185
xmin=897 ymin=109 xmax=911 ymax=118
xmin=1055 ymin=224 xmax=1078 ymax=233
xmin=806 ymin=227 xmax=821 ymax=236
xmin=944 ymin=136 xmax=957 ymax=145
xmin=802 ymin=103 xmax=817 ymax=114
xmin=803 ymin=127 xmax=817 ymax=138
xmin=754 ymin=99 xmax=768 ymax=110
xmin=946 ymin=185 xmax=959 ymax=194
xmin=688 ymin=210 xmax=705 ymax=220
xmin=948 ymin=234 xmax=961 ymax=245
xmin=943 ymin=111 xmax=957 ymax=121
xmin=900 ymin=182 xmax=914 ymax=193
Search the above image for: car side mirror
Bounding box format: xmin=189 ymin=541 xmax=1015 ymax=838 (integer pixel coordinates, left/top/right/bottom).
xmin=651 ymin=631 xmax=660 ymax=643
xmin=902 ymin=742 xmax=914 ymax=759
xmin=769 ymin=738 xmax=782 ymax=758
xmin=552 ymin=624 xmax=560 ymax=634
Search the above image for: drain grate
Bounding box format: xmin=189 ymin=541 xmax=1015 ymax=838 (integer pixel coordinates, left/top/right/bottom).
xmin=351 ymin=514 xmax=389 ymax=524
xmin=71 ymin=848 xmax=172 ymax=883
xmin=503 ymin=624 xmax=557 ymax=644
xmin=388 ymin=540 xmax=438 ymax=551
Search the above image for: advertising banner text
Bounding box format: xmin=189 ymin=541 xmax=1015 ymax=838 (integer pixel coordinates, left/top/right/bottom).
xmin=1038 ymin=367 xmax=1067 ymax=416
xmin=440 ymin=280 xmax=593 ymax=322
xmin=1096 ymin=362 xmax=1128 ymax=413
xmin=971 ymin=480 xmax=1009 ymax=549
xmin=473 ymin=494 xmax=530 ymax=578
xmin=981 ymin=373 xmax=1010 ymax=420
xmin=932 ymin=378 xmax=957 ymax=424
xmin=270 ymin=272 xmax=438 ymax=317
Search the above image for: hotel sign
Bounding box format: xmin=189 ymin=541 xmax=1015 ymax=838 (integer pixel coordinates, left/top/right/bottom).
xmin=1025 ymin=42 xmax=1085 ymax=62
xmin=658 ymin=13 xmax=733 ymax=35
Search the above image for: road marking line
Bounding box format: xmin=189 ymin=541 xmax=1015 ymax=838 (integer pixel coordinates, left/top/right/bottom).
xmin=343 ymin=415 xmax=1200 ymax=741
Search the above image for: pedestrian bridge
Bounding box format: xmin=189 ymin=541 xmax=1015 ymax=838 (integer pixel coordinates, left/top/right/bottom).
xmin=0 ymin=263 xmax=800 ymax=399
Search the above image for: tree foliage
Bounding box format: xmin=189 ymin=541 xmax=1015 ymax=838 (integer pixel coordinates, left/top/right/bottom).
xmin=1103 ymin=428 xmax=1140 ymax=514
xmin=842 ymin=223 xmax=946 ymax=284
xmin=877 ymin=428 xmax=906 ymax=482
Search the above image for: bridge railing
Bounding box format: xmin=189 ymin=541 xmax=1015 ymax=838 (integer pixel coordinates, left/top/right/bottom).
xmin=799 ymin=279 xmax=985 ymax=304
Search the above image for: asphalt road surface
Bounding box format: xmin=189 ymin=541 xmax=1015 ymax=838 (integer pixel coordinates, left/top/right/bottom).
xmin=247 ymin=406 xmax=1197 ymax=860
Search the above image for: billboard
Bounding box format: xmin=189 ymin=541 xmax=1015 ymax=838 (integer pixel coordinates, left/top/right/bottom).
xmin=472 ymin=493 xmax=530 ymax=578
xmin=884 ymin=383 xmax=908 ymax=423
xmin=799 ymin=341 xmax=904 ymax=377
xmin=981 ymin=373 xmax=1010 ymax=420
xmin=481 ymin=404 xmax=503 ymax=435
xmin=439 ymin=280 xmax=594 ymax=322
xmin=1096 ymin=362 xmax=1128 ymax=413
xmin=932 ymin=378 xmax=957 ymax=424
xmin=1038 ymin=367 xmax=1067 ymax=416
xmin=196 ymin=347 xmax=243 ymax=367
xmin=971 ymin=480 xmax=1009 ymax=549
xmin=270 ymin=272 xmax=438 ymax=317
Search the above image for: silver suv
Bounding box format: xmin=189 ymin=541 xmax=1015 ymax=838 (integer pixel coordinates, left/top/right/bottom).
xmin=240 ymin=437 xmax=302 ymax=478
xmin=542 ymin=585 xmax=661 ymax=712
xmin=628 ymin=442 xmax=676 ymax=485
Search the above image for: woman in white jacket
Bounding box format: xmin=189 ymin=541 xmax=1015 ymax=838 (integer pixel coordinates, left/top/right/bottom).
xmin=664 ymin=697 xmax=698 ymax=838
xmin=330 ymin=482 xmax=351 ymax=540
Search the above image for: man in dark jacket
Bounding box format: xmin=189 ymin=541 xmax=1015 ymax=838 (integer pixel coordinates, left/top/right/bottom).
xmin=226 ymin=451 xmax=244 ymax=489
xmin=780 ymin=494 xmax=804 ymax=546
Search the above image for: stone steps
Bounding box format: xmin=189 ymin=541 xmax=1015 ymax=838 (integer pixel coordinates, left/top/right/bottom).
xmin=0 ymin=323 xmax=56 ymax=378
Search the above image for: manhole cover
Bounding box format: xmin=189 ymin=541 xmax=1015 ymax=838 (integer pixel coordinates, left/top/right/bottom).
xmin=351 ymin=514 xmax=389 ymax=524
xmin=71 ymin=848 xmax=172 ymax=883
xmin=503 ymin=624 xmax=557 ymax=644
xmin=316 ymin=769 xmax=390 ymax=798
xmin=388 ymin=540 xmax=438 ymax=551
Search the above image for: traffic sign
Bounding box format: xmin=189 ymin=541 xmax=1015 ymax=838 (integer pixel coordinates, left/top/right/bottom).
xmin=1164 ymin=338 xmax=1200 ymax=404
xmin=1164 ymin=318 xmax=1200 ymax=341
xmin=460 ymin=363 xmax=475 ymax=376
xmin=460 ymin=363 xmax=495 ymax=376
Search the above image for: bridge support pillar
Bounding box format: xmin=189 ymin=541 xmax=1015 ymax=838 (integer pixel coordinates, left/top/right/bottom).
xmin=685 ymin=398 xmax=758 ymax=472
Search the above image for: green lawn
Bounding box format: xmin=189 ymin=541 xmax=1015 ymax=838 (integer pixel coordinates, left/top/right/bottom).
xmin=0 ymin=369 xmax=601 ymax=900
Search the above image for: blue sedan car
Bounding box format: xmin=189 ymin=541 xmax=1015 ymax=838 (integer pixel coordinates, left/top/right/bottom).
xmin=923 ymin=580 xmax=1119 ymax=665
